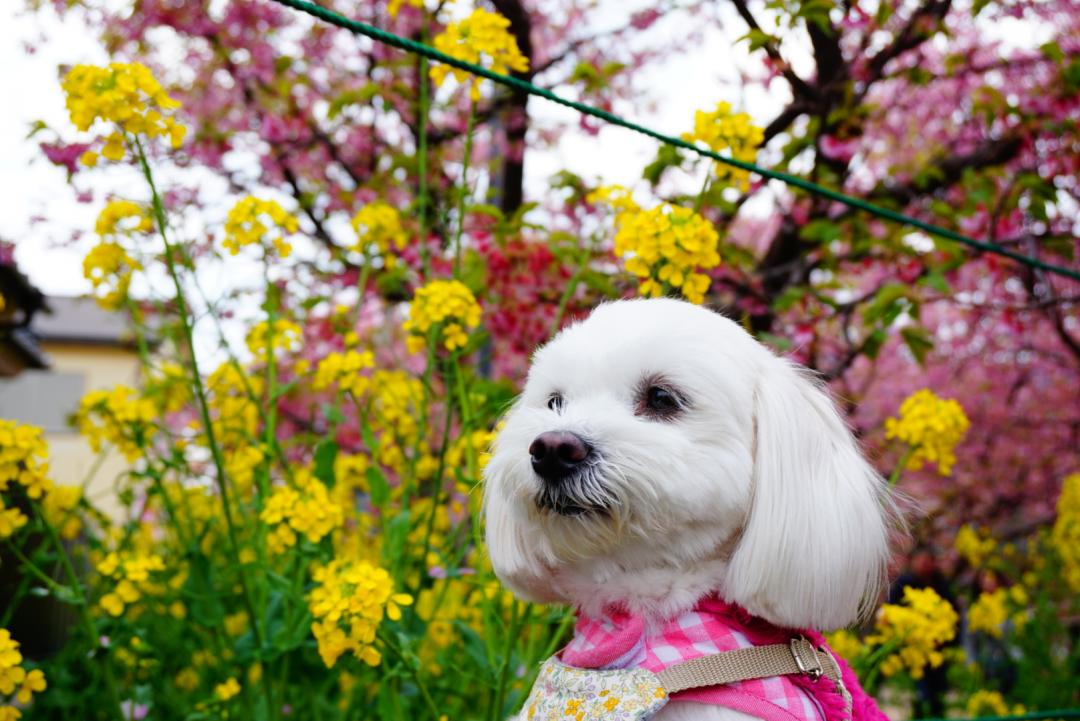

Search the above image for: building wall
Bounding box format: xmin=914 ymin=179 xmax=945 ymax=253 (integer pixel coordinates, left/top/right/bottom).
xmin=0 ymin=341 xmax=140 ymax=521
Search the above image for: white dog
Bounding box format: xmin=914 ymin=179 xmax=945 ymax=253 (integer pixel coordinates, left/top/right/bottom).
xmin=484 ymin=298 xmax=896 ymax=721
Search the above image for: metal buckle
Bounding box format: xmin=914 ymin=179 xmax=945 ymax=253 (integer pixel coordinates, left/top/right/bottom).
xmin=790 ymin=636 xmax=823 ymax=681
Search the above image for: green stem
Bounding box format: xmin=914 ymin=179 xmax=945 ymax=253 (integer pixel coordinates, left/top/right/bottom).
xmin=489 ymin=600 xmax=523 ymax=721
xmin=888 ymin=446 xmax=917 ymax=486
xmin=549 ymin=237 xmax=597 ymax=336
xmin=379 ymin=630 xmax=441 ymax=721
xmin=453 ymin=98 xmax=477 ymax=278
xmin=5 ymin=541 xmax=68 ymax=595
xmin=133 ymin=137 xmax=266 ymax=655
xmin=36 ymin=508 xmax=125 ymax=721
xmin=693 ymin=171 xmax=712 ymax=213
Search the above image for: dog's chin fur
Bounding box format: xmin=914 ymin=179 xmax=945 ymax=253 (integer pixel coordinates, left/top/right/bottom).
xmin=483 ymin=298 xmax=899 ymax=633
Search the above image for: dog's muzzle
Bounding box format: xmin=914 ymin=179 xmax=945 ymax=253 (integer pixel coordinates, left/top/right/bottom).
xmin=529 ymin=431 xmax=604 ymax=516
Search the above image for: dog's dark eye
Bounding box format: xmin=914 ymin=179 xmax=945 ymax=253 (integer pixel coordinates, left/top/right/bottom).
xmin=638 ymin=384 xmax=684 ymax=420
xmin=547 ymin=393 xmax=564 ymax=412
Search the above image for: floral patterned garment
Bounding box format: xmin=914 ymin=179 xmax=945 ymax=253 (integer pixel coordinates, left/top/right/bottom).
xmin=518 ymin=656 xmax=670 ymax=721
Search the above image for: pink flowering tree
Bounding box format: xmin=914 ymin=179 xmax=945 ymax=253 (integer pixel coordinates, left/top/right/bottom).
xmin=1 ymin=0 xmax=1076 ymax=719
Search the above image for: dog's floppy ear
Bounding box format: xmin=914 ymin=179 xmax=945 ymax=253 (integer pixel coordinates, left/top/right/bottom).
xmin=724 ymin=357 xmax=895 ymax=631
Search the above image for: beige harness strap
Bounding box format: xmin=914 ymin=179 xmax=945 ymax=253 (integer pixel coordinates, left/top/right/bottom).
xmin=656 ymin=637 xmax=851 ymax=711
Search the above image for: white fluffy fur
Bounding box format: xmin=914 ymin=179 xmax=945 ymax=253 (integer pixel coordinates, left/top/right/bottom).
xmin=485 ymin=299 xmax=896 ymax=720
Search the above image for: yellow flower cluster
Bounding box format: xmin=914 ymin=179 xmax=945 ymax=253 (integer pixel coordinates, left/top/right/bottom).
xmin=968 ymin=589 xmax=1008 ymax=638
xmin=42 ymin=486 xmax=82 ymax=541
xmin=868 ymin=586 xmax=958 ymax=679
xmin=245 ymin=318 xmax=303 ymax=362
xmin=307 ymin=559 xmax=413 ymax=667
xmin=222 ymin=196 xmax=299 ymax=258
xmin=966 ymin=690 xmax=1024 ymax=718
xmin=95 ymin=200 xmax=154 ymax=237
xmin=96 ymin=551 xmax=167 ymax=617
xmin=955 ymin=524 xmax=996 ymax=568
xmin=884 ymin=388 xmax=971 ymax=476
xmin=430 ymin=9 xmax=530 ymax=101
xmin=590 ymin=186 xmax=720 ymax=304
xmin=313 ymin=350 xmax=376 ymax=396
xmin=683 ymin=102 xmax=764 ymax=192
xmin=62 ymin=63 xmax=185 ymax=167
xmin=351 ymin=202 xmax=408 ymax=262
xmin=214 ymin=677 xmax=240 ymax=701
xmin=1051 ymin=473 xmax=1080 ymax=592
xmin=824 ymin=629 xmax=864 ymax=664
xmin=0 ymin=629 xmax=46 ymax=719
xmin=259 ymin=470 xmax=344 ymax=554
xmin=83 ymin=242 xmax=141 ymax=311
xmin=403 ymin=280 xmax=483 ymax=354
xmin=145 ymin=362 xmax=191 ymax=414
xmin=75 ymin=386 xmax=157 ymax=462
xmin=388 ymin=0 xmax=425 ymax=16
xmin=207 ymin=363 xmax=263 ymax=449
xmin=0 ymin=420 xmax=52 ymax=502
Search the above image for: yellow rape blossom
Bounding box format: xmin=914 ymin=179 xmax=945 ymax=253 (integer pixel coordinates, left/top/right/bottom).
xmin=351 ymin=202 xmax=408 ymax=262
xmin=1051 ymin=473 xmax=1080 ymax=592
xmin=95 ymin=200 xmax=154 ymax=237
xmin=96 ymin=550 xmax=166 ymax=617
xmin=245 ymin=318 xmax=303 ymax=362
xmin=387 ymin=0 xmax=425 ymax=17
xmin=884 ymin=388 xmax=970 ymax=476
xmin=867 ymin=586 xmax=957 ymax=679
xmin=260 ymin=469 xmax=344 ymax=554
xmin=0 ymin=506 xmax=27 ymax=541
xmin=0 ymin=420 xmax=52 ymax=501
xmin=824 ymin=629 xmax=864 ymax=664
xmin=430 ymin=9 xmax=529 ymax=102
xmin=214 ymin=677 xmax=241 ymax=701
xmin=307 ymin=559 xmax=412 ymax=667
xmin=590 ymin=187 xmax=720 ymax=304
xmin=0 ymin=629 xmax=45 ymax=713
xmin=683 ymin=102 xmax=764 ymax=192
xmin=83 ymin=242 xmax=140 ymax=311
xmin=75 ymin=386 xmax=157 ymax=462
xmin=968 ymin=589 xmax=1008 ymax=638
xmin=313 ymin=350 xmax=376 ymax=396
xmin=403 ymin=280 xmax=482 ymax=354
xmin=966 ymin=690 xmax=1024 ymax=718
xmin=207 ymin=363 xmax=263 ymax=448
xmin=42 ymin=485 xmax=82 ymax=540
xmin=955 ymin=524 xmax=996 ymax=568
xmin=62 ymin=63 xmax=186 ymax=166
xmin=175 ymin=668 xmax=200 ymax=691
xmin=222 ymin=196 xmax=299 ymax=258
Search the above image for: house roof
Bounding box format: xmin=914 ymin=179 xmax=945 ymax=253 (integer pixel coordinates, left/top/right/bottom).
xmin=32 ymin=296 xmax=137 ymax=347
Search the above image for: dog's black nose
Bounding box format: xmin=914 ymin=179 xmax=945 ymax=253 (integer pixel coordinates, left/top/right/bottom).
xmin=529 ymin=431 xmax=591 ymax=482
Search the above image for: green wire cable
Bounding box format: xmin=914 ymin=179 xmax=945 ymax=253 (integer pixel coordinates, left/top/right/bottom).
xmin=918 ymin=710 xmax=1080 ymax=721
xmin=264 ymin=0 xmax=1080 ymax=284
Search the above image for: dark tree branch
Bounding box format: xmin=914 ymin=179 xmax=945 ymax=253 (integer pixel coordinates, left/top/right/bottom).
xmin=488 ymin=0 xmax=534 ymax=213
xmin=728 ymin=0 xmax=819 ymax=101
xmin=860 ymin=0 xmax=953 ymax=93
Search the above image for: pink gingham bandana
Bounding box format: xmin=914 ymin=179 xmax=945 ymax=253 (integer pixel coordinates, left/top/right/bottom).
xmin=560 ymin=597 xmax=884 ymax=721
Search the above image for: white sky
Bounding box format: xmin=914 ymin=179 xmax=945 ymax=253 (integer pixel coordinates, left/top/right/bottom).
xmin=0 ymin=1 xmax=794 ymax=300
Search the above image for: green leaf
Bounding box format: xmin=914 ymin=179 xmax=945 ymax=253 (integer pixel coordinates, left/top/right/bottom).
xmin=366 ymin=466 xmax=391 ymax=509
xmin=313 ymin=438 xmax=338 ymax=487
xmin=862 ymin=329 xmax=888 ymax=359
xmin=737 ymin=28 xmax=780 ymax=52
xmin=773 ymin=286 xmax=807 ymax=313
xmin=862 ymin=283 xmax=911 ymax=325
xmin=643 ymin=144 xmax=685 ymax=187
xmin=901 ymin=325 xmax=935 ymax=365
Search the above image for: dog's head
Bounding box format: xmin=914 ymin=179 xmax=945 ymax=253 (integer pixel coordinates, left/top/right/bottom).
xmin=483 ymin=298 xmax=896 ymax=631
